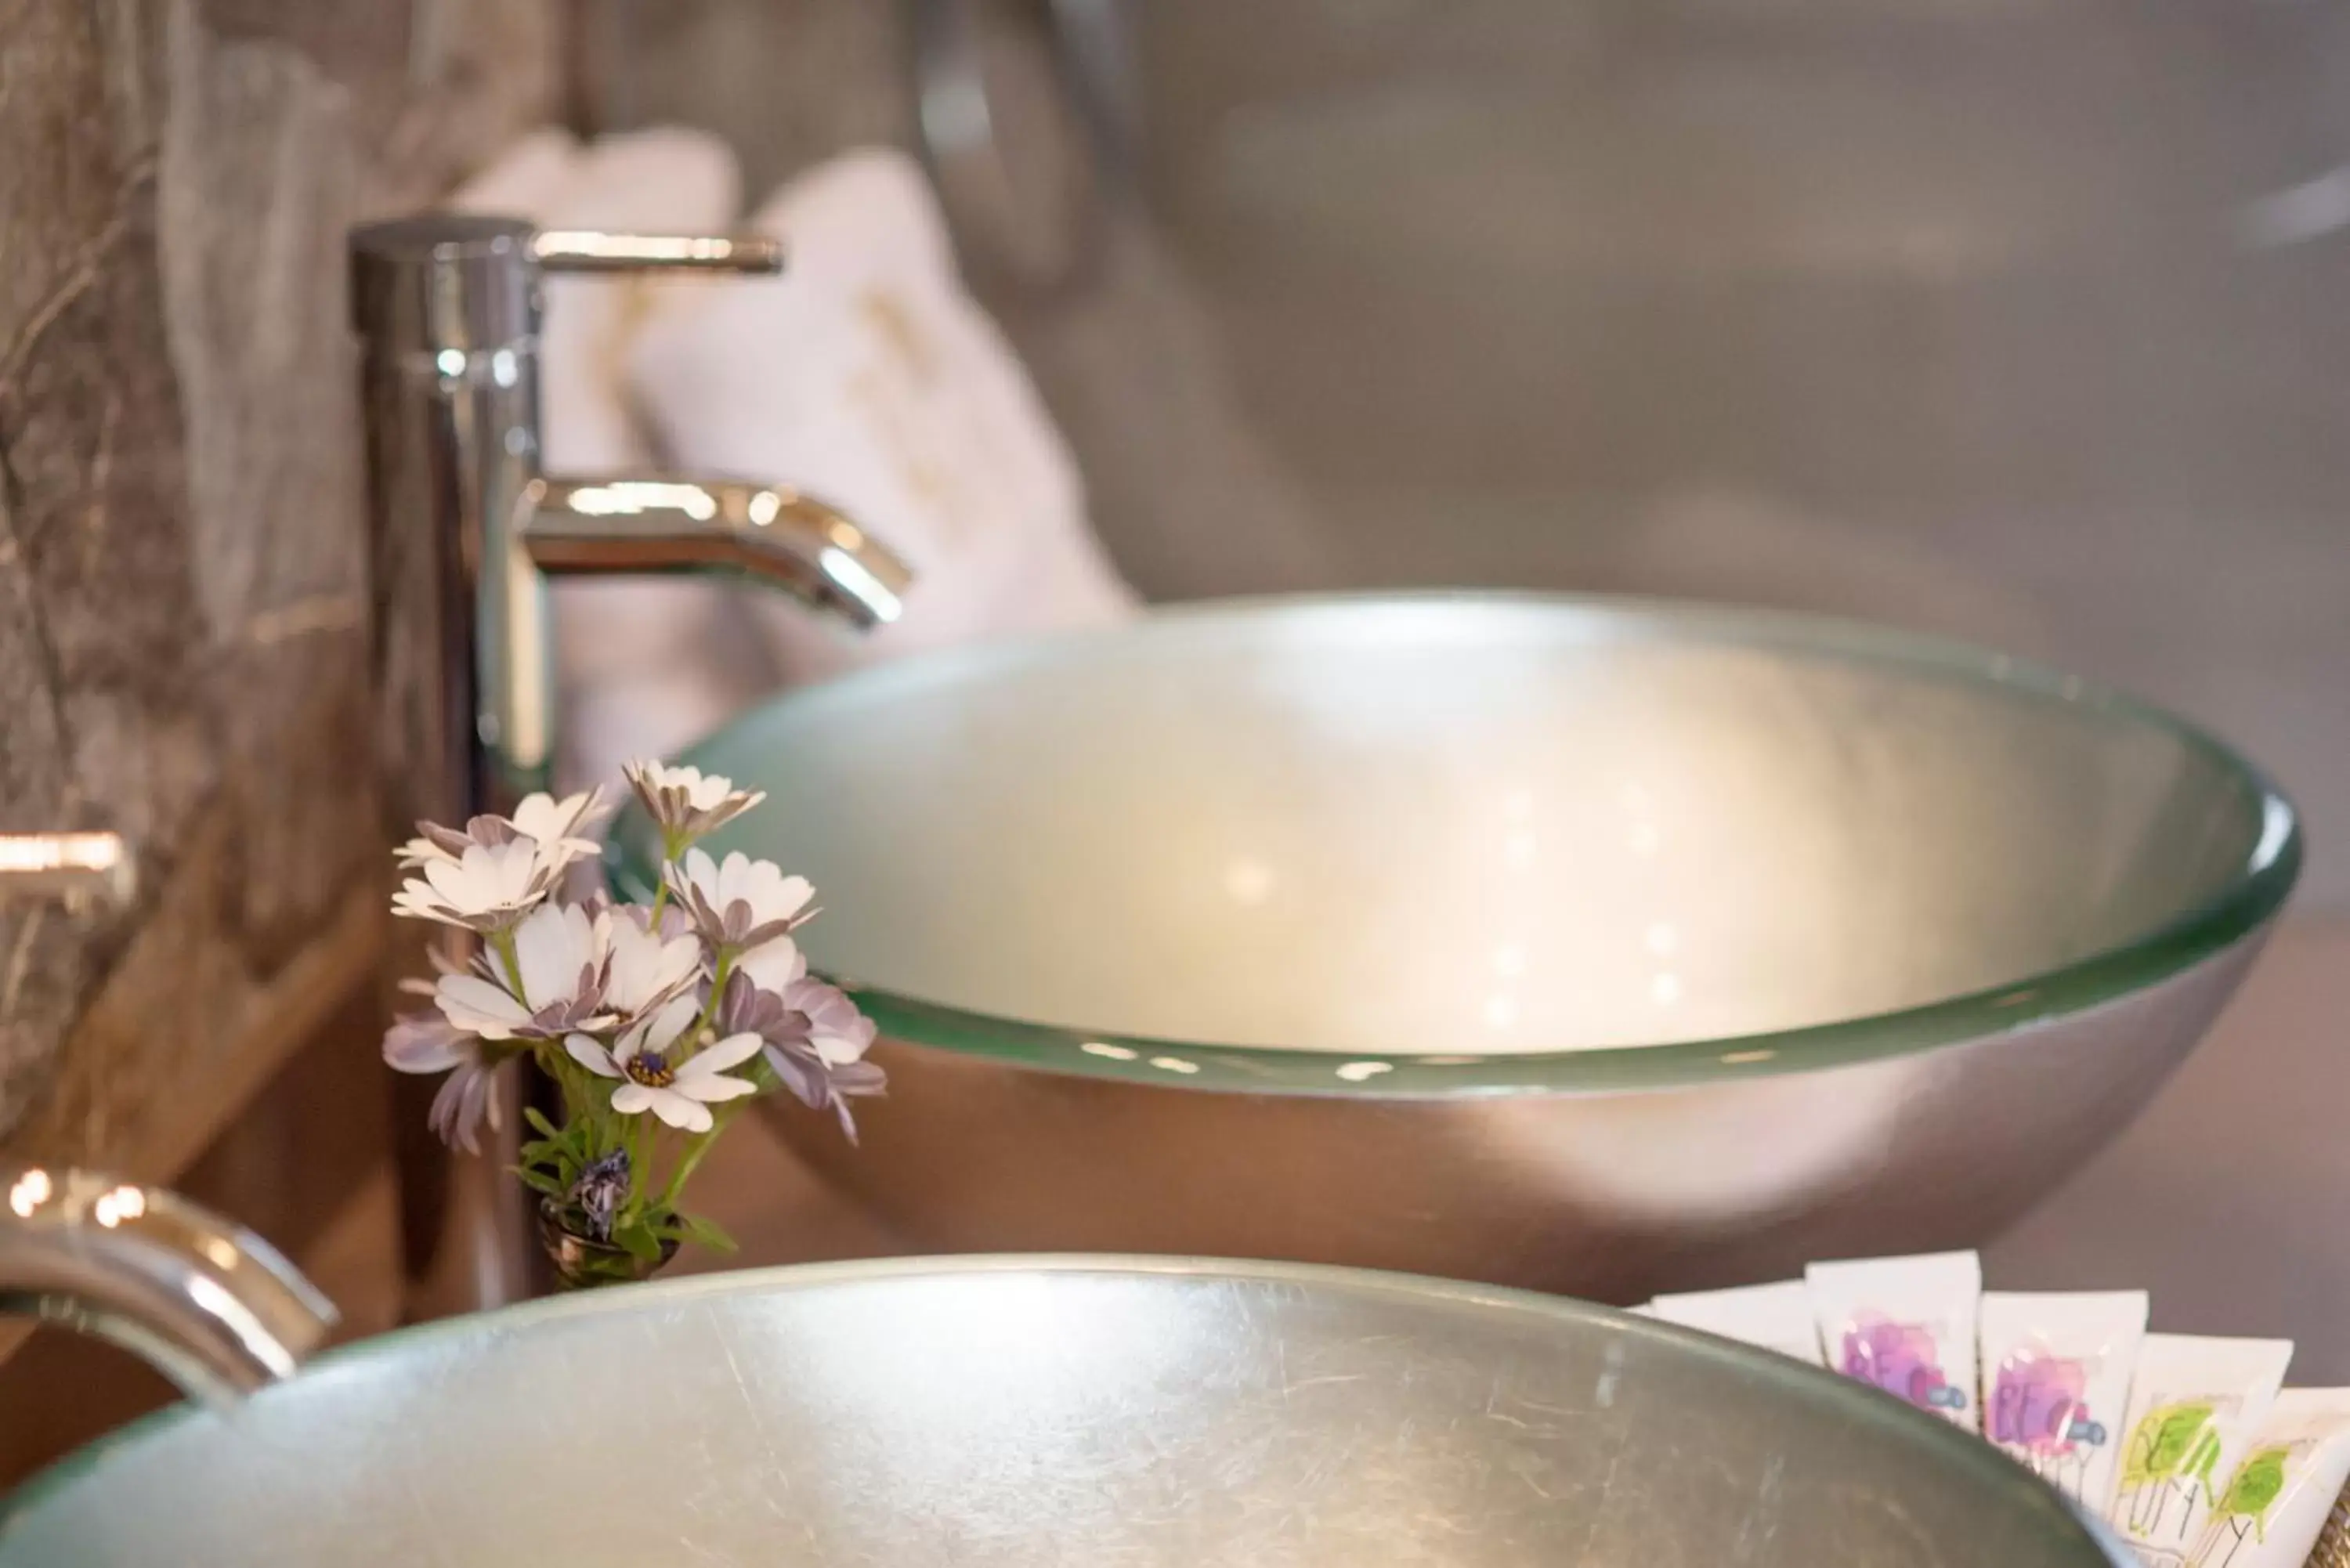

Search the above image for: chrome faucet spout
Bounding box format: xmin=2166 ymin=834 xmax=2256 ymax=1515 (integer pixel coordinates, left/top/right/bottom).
xmin=0 ymin=1166 xmax=337 ymax=1403
xmin=523 ymin=477 xmax=909 ymax=629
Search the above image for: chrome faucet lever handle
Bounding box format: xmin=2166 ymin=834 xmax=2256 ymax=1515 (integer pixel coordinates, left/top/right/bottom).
xmin=530 ymin=230 xmax=784 ymax=276
xmin=1 ymin=1165 xmax=337 ymax=1402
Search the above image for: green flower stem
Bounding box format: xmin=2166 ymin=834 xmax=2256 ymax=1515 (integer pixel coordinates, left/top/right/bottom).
xmin=694 ymin=952 xmax=735 ymax=1040
xmin=624 ymin=1111 xmax=654 ymax=1221
xmin=661 ymin=1104 xmax=738 ymax=1208
xmin=647 ymin=833 xmax=685 ymax=924
xmin=490 ymin=928 xmax=525 ymax=1001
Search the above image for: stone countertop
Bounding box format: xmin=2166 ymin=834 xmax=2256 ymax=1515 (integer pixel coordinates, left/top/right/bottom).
xmin=685 ymin=915 xmax=2350 ymax=1377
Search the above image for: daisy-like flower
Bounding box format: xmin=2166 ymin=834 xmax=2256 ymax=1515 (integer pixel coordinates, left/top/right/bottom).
xmin=566 ymin=995 xmax=762 ymax=1133
xmin=668 ymin=847 xmax=815 ymax=952
xmin=735 ymin=930 xmax=806 ymax=995
xmin=432 ymin=901 xmax=613 ymax=1039
xmin=382 ymin=1011 xmax=501 ymax=1154
xmin=625 ymin=761 xmax=766 ymax=846
xmin=396 ymin=789 xmax=610 ymax=875
xmin=714 ymin=967 xmax=886 ymax=1141
xmin=597 ymin=904 xmax=703 ymax=1021
xmin=392 ymin=838 xmax=562 ymax=933
xmin=792 ymin=976 xmax=880 ymax=1068
xmin=511 ymin=787 xmax=613 ymax=864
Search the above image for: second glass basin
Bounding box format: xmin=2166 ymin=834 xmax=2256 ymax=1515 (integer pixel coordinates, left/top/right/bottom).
xmin=649 ymin=594 xmax=2293 ymax=1086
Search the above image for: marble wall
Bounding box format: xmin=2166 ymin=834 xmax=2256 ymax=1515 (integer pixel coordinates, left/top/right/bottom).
xmin=0 ymin=0 xmax=556 ymax=1158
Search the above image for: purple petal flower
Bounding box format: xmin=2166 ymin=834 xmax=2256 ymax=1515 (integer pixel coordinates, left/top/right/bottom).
xmin=385 ymin=1010 xmax=501 ymax=1153
xmin=709 ymin=968 xmax=885 ymax=1141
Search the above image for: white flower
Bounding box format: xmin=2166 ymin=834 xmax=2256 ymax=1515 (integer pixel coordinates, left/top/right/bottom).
xmin=625 ymin=760 xmax=765 ymax=844
xmin=396 ymin=789 xmax=609 ymax=875
xmin=564 ymin=996 xmax=761 ymax=1133
xmin=598 ymin=906 xmax=703 ymax=1020
xmin=668 ymin=847 xmax=815 ymax=950
xmin=394 ymin=826 xmax=468 ymax=869
xmin=509 ymin=788 xmax=612 ymax=870
xmin=735 ymin=934 xmax=807 ymax=994
xmin=432 ymin=902 xmax=610 ymax=1039
xmin=391 ymin=839 xmax=560 ymax=932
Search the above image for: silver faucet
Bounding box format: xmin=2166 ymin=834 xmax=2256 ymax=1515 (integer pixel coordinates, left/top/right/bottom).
xmin=347 ymin=216 xmax=910 ymax=1319
xmin=0 ymin=835 xmax=334 ymax=1400
xmin=0 ymin=1164 xmax=336 ymax=1402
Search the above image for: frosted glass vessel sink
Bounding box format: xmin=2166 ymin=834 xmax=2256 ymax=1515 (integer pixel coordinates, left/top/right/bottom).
xmin=649 ymin=594 xmax=2298 ymax=1296
xmin=0 ymin=1259 xmax=2128 ymax=1566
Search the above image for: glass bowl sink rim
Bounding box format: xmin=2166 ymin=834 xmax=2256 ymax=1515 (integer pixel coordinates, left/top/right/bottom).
xmin=0 ymin=1253 xmax=2122 ymax=1565
xmin=620 ymin=591 xmax=2301 ymax=1098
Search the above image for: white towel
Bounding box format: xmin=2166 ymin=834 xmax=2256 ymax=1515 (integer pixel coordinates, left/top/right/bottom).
xmin=454 ymin=128 xmax=779 ymax=789
xmin=626 ymin=146 xmax=1138 ymax=688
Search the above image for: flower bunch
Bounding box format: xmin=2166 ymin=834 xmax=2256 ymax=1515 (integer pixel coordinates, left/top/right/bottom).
xmin=381 ymin=761 xmax=882 ymax=1275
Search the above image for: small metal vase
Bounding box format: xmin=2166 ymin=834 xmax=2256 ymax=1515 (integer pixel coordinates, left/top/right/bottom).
xmin=537 ymin=1203 xmax=679 ymax=1292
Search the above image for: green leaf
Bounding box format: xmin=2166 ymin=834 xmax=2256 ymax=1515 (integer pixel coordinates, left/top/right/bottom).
xmin=674 ymin=1213 xmax=738 ymax=1253
xmin=522 ymin=1107 xmax=562 ymax=1141
xmin=514 ymin=1169 xmax=568 ymax=1198
xmin=614 ymin=1223 xmax=662 ymax=1263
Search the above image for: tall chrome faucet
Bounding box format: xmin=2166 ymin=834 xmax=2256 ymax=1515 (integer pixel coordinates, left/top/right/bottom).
xmin=348 ymin=217 xmax=912 ymax=1318
xmin=0 ymin=834 xmax=334 ymax=1400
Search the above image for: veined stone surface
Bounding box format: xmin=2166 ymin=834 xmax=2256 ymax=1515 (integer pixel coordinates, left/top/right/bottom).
xmin=0 ymin=0 xmax=556 ymax=1161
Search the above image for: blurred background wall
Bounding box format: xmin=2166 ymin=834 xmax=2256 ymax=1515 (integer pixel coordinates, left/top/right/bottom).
xmin=586 ymin=0 xmax=2349 ymax=911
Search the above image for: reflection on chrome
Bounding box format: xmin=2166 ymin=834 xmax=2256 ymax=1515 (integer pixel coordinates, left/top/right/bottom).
xmin=7 ymin=1167 xmax=53 ymax=1219
xmin=521 ymin=478 xmax=910 ymax=631
xmin=530 ymin=230 xmax=784 ymax=273
xmin=91 ymin=1186 xmax=147 ymax=1228
xmin=0 ymin=1166 xmax=337 ymax=1400
xmin=556 ymin=480 xmax=721 ymax=522
xmin=820 ymin=547 xmax=906 ymax=625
